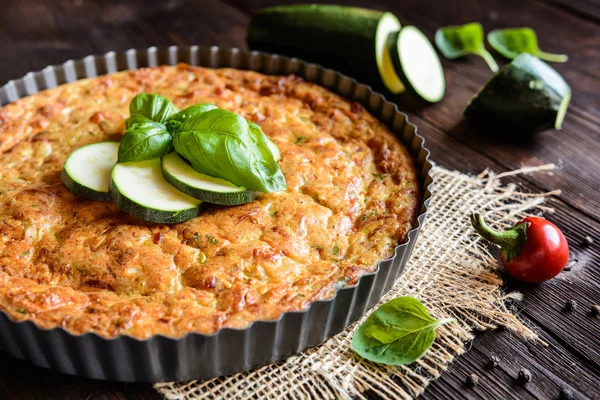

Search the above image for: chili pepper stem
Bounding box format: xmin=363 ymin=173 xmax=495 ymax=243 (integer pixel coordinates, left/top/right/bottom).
xmin=470 ymin=213 xmax=527 ymax=261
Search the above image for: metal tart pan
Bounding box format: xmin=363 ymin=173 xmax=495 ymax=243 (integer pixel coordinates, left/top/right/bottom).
xmin=0 ymin=46 xmax=433 ymax=382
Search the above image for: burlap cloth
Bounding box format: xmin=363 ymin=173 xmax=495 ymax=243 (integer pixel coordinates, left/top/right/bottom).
xmin=155 ymin=164 xmax=557 ymax=399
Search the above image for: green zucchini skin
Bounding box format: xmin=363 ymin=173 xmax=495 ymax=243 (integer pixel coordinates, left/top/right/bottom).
xmin=61 ymin=141 xmax=119 ymax=202
xmin=110 ymin=160 xmax=202 ymax=224
xmin=162 ymin=176 xmax=258 ymax=205
xmin=464 ymin=53 xmax=571 ymax=133
xmin=247 ymin=4 xmax=404 ymax=94
xmin=110 ymin=177 xmax=201 ymax=224
xmin=248 ymin=4 xmax=383 ymax=60
xmin=161 ymin=153 xmax=259 ymax=206
xmin=61 ymin=169 xmax=112 ymax=201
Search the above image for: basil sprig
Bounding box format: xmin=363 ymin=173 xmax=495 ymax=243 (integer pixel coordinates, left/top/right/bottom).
xmin=173 ymin=109 xmax=286 ymax=193
xmin=117 ymin=93 xmax=286 ymax=193
xmin=352 ymin=296 xmax=454 ymax=365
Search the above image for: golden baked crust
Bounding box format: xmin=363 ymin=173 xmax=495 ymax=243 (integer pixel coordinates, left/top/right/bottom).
xmin=0 ymin=64 xmax=420 ymax=338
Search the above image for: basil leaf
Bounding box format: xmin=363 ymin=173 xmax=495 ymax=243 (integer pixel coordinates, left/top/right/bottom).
xmin=435 ymin=23 xmax=498 ymax=72
xmin=124 ymin=113 xmax=153 ymax=129
xmin=165 ymin=103 xmax=218 ymax=132
xmin=246 ymin=121 xmax=286 ymax=191
xmin=118 ymin=121 xmax=172 ymax=162
xmin=173 ymin=109 xmax=286 ymax=193
xmin=351 ymin=296 xmax=454 ymax=365
xmin=129 ymin=93 xmax=179 ymax=124
xmin=488 ymin=28 xmax=568 ymax=63
xmin=249 ymin=121 xmax=281 ymax=162
xmin=248 ymin=119 xmax=284 ymax=178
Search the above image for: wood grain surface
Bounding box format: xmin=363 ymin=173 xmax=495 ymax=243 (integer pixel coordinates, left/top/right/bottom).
xmin=0 ymin=0 xmax=598 ymax=399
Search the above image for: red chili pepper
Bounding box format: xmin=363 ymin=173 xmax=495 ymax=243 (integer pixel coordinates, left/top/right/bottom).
xmin=470 ymin=214 xmax=569 ymax=283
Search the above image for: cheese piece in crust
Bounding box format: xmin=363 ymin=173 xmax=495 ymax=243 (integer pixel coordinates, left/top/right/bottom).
xmin=0 ymin=64 xmax=420 ymax=338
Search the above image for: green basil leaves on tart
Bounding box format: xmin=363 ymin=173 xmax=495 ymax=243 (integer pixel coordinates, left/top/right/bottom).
xmin=62 ymin=93 xmax=285 ymax=224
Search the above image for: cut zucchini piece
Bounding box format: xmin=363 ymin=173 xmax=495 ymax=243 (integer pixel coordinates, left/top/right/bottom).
xmin=161 ymin=152 xmax=258 ymax=205
xmin=389 ymin=27 xmax=446 ymax=102
xmin=61 ymin=141 xmax=119 ymax=201
xmin=376 ymin=13 xmax=405 ymax=94
xmin=247 ymin=4 xmax=405 ymax=94
xmin=110 ymin=159 xmax=201 ymax=224
xmin=464 ymin=53 xmax=572 ymax=133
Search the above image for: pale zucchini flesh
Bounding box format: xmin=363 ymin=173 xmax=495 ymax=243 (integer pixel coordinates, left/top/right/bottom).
xmin=61 ymin=141 xmax=119 ymax=201
xmin=161 ymin=152 xmax=258 ymax=205
xmin=391 ymin=27 xmax=446 ymax=103
xmin=110 ymin=159 xmax=201 ymax=224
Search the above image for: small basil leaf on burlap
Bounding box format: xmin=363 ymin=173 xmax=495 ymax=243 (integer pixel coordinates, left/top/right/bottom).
xmin=173 ymin=109 xmax=286 ymax=193
xmin=351 ymin=296 xmax=454 ymax=365
xmin=165 ymin=103 xmax=218 ymax=132
xmin=118 ymin=121 xmax=172 ymax=162
xmin=129 ymin=93 xmax=179 ymax=124
xmin=435 ymin=22 xmax=498 ymax=72
xmin=488 ymin=28 xmax=568 ymax=63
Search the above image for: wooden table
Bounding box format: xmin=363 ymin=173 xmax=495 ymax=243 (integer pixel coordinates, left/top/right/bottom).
xmin=0 ymin=0 xmax=598 ymax=399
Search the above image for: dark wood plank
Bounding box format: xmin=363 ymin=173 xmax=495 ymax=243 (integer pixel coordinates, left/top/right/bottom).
xmin=543 ymin=0 xmax=600 ymax=22
xmin=141 ymin=0 xmax=249 ymax=48
xmin=0 ymin=0 xmax=174 ymax=83
xmin=0 ymin=0 xmax=250 ymax=83
xmin=423 ymin=323 xmax=599 ymax=400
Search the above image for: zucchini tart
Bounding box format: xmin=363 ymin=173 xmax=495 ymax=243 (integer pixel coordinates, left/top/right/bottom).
xmin=0 ymin=64 xmax=420 ymax=339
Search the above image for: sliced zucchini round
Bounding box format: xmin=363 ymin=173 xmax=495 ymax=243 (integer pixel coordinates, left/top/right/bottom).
xmin=61 ymin=141 xmax=119 ymax=201
xmin=390 ymin=27 xmax=446 ymax=103
xmin=110 ymin=159 xmax=201 ymax=224
xmin=161 ymin=152 xmax=258 ymax=205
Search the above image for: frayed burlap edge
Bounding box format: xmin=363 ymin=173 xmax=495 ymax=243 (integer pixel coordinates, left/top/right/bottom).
xmin=155 ymin=165 xmax=557 ymax=399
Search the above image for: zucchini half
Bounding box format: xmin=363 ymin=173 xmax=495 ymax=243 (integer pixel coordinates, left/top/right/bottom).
xmin=464 ymin=53 xmax=571 ymax=132
xmin=110 ymin=159 xmax=201 ymax=224
xmin=247 ymin=4 xmax=405 ymax=94
xmin=161 ymin=152 xmax=258 ymax=206
xmin=61 ymin=141 xmax=119 ymax=201
xmin=389 ymin=27 xmax=446 ymax=103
